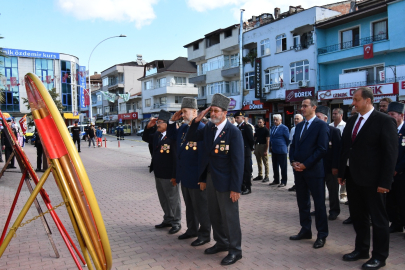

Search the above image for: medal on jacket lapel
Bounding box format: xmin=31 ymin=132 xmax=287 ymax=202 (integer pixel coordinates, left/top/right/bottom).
xmin=186 ymin=141 xmax=190 ymax=150
xmin=160 ymin=145 xmax=164 ymax=153
xmin=402 ymin=137 xmax=405 ymax=146
xmin=225 ymin=145 xmax=229 ymax=154
xmin=214 ymin=144 xmax=219 ymax=154
xmin=193 ymin=142 xmax=197 ymax=150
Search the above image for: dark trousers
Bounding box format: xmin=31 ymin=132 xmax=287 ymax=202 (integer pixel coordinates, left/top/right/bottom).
xmin=181 ymin=185 xmax=211 ymax=241
xmin=5 ymin=147 xmax=14 ymax=167
xmin=155 ymin=177 xmax=181 ymax=226
xmin=271 ymin=153 xmax=287 ymax=184
xmin=242 ymin=151 xmax=252 ymax=191
xmin=325 ymin=173 xmax=340 ymax=216
xmin=73 ymin=137 xmax=81 ymax=152
xmin=36 ymin=145 xmax=43 ymax=170
xmin=346 ymin=168 xmax=389 ymax=261
xmin=207 ymin=173 xmax=242 ymax=255
xmin=386 ymin=175 xmax=405 ymax=229
xmin=294 ymin=172 xmax=328 ymax=238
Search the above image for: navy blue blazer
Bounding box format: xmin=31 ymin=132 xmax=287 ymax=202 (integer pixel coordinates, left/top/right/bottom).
xmin=323 ymin=125 xmax=341 ymax=174
xmin=289 ymin=117 xmax=329 ymax=178
xmin=167 ymin=122 xmax=205 ymax=189
xmin=186 ymin=119 xmax=244 ymax=193
xmin=270 ymin=124 xmax=290 ymax=154
xmin=395 ymin=124 xmax=405 ymax=179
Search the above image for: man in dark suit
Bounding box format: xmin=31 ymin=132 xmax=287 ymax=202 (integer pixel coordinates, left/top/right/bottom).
xmin=315 ymin=106 xmax=341 ymax=221
xmin=289 ymin=98 xmax=329 ymax=249
xmin=142 ymin=110 xmax=181 ymax=235
xmin=234 ymin=111 xmax=254 ymax=195
xmin=338 ymin=87 xmax=397 ymax=269
xmin=1 ymin=119 xmax=17 ymax=169
xmin=269 ymin=114 xmax=290 ymax=187
xmin=186 ymin=93 xmax=244 ymax=266
xmin=167 ymin=97 xmax=211 ymax=246
xmin=386 ymin=102 xmax=405 ymax=234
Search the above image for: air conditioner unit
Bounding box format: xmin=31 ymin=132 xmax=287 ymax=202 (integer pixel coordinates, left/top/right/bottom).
xmin=263 ymin=87 xmax=270 ymax=93
xmin=298 ymin=80 xmax=307 ymax=88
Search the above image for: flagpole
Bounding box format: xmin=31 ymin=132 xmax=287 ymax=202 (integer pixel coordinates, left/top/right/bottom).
xmin=87 ymin=35 xmax=126 ymax=124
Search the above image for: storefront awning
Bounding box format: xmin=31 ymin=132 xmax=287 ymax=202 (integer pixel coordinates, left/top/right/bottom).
xmin=63 ymin=113 xmax=79 ymax=119
xmin=95 ymin=120 xmax=104 ymax=124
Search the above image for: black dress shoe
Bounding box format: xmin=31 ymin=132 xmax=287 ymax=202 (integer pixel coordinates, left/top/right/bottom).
xmin=288 ymin=185 xmax=296 ymax=191
xmin=268 ymin=181 xmax=279 ymax=185
xmin=168 ymin=225 xmax=181 ymax=234
xmin=178 ymin=233 xmax=197 ymax=240
xmin=342 ymin=250 xmax=370 ymax=261
xmin=343 ymin=217 xmax=353 ymax=224
xmin=241 ymin=189 xmax=251 ymax=195
xmin=313 ymin=237 xmax=326 ymax=249
xmin=262 ymin=177 xmax=270 ymax=183
xmin=289 ymin=232 xmax=312 ymax=240
xmin=35 ymin=168 xmax=42 ymax=172
xmin=155 ymin=222 xmax=172 ymax=229
xmin=253 ymin=176 xmax=263 ymax=181
xmin=204 ymin=244 xmax=229 ymax=254
xmin=310 ymin=211 xmax=315 ymax=216
xmin=278 ymin=183 xmax=286 ymax=187
xmin=362 ymin=258 xmax=386 ymax=269
xmin=328 ymin=213 xmax=338 ymax=220
xmin=191 ymin=239 xmax=210 ymax=246
xmin=220 ymin=253 xmax=242 ymax=265
xmin=389 ymin=226 xmax=403 ymax=233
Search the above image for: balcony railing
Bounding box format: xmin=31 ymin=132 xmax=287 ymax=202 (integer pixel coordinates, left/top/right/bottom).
xmin=223 ymin=59 xmax=240 ymax=70
xmin=290 ymin=39 xmax=314 ymax=51
xmin=319 ymin=76 xmax=405 ymax=91
xmin=153 ymin=103 xmax=182 ymax=109
xmin=318 ymin=34 xmax=388 ymax=55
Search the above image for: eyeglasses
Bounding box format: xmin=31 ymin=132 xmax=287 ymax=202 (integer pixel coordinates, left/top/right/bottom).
xmin=301 ymin=104 xmax=311 ymax=108
xmin=156 ymin=121 xmax=165 ymax=125
xmin=209 ymin=109 xmax=223 ymax=114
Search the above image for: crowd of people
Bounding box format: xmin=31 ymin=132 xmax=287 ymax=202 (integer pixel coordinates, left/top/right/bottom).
xmin=141 ymin=88 xmax=404 ymax=269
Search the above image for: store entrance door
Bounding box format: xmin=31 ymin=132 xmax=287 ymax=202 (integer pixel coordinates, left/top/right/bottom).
xmin=284 ymin=106 xmax=295 ymax=130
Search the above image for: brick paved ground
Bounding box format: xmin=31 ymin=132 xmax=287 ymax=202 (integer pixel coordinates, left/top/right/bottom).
xmin=1 ymin=134 xmax=405 ymax=270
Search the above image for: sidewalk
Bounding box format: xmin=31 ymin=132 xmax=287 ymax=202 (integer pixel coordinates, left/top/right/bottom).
xmin=0 ymin=142 xmax=404 ymax=270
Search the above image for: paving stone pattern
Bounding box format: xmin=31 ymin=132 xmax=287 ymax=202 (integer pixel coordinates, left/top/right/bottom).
xmin=0 ymin=135 xmax=404 ymax=269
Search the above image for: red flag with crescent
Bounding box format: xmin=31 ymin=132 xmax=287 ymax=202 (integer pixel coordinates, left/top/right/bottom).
xmin=364 ymin=44 xmax=373 ymax=59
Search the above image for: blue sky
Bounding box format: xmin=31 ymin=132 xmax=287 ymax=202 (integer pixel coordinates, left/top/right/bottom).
xmin=1 ymin=0 xmax=332 ymax=74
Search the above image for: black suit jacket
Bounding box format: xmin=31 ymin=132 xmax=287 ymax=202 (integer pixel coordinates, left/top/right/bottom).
xmin=238 ymin=122 xmax=254 ymax=155
xmin=323 ymin=125 xmax=341 ymax=174
xmin=338 ymin=110 xmax=397 ymax=189
xmin=395 ymin=124 xmax=405 ymax=179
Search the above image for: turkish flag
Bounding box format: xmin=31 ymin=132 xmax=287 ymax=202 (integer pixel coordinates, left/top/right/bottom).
xmin=364 ymin=44 xmax=373 ymax=59
xmin=46 ymin=76 xmax=51 ymax=83
xmin=10 ymin=77 xmax=17 ymax=86
xmin=84 ymin=89 xmax=90 ymax=106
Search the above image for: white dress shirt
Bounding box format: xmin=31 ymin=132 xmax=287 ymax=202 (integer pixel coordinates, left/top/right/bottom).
xmin=398 ymin=122 xmax=404 ymax=134
xmin=352 ymin=108 xmax=374 ymax=135
xmin=300 ymin=115 xmax=316 ymax=138
xmin=160 ymin=131 xmax=166 ymax=139
xmin=214 ymin=119 xmax=227 ymax=141
xmin=330 ymin=120 xmax=346 ymax=135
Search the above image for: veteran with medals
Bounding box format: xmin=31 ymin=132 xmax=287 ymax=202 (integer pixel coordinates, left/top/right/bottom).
xmin=167 ymin=97 xmax=211 ymax=246
xmin=142 ymin=110 xmax=181 ymax=234
xmin=186 ymin=93 xmax=244 ymax=266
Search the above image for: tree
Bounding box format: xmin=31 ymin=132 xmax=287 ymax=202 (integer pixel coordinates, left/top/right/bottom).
xmin=22 ymin=87 xmax=65 ymax=127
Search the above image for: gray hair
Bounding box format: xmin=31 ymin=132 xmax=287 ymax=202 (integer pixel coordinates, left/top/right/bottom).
xmin=332 ymin=108 xmax=344 ymax=115
xmin=294 ymin=114 xmax=303 ymax=120
xmin=273 ymin=114 xmax=282 ymax=120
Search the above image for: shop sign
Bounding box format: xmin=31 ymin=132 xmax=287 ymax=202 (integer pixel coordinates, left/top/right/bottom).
xmin=242 ymin=100 xmax=264 ymax=110
xmin=118 ymin=112 xmax=138 ymax=120
xmin=103 ymin=115 xmax=118 ymax=121
xmin=343 ymin=95 xmax=397 ymax=105
xmin=318 ymin=83 xmax=396 ymax=100
xmin=399 ymin=81 xmax=405 ymax=97
xmin=255 ymin=58 xmax=262 ymax=99
xmin=79 ymin=66 xmax=87 ymax=108
xmin=285 ymin=88 xmax=315 ymax=102
xmin=1 ymin=48 xmax=60 ymax=59
xmin=228 ymin=98 xmax=237 ymax=110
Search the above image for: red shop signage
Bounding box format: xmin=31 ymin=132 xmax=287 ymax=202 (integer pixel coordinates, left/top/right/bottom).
xmin=118 ymin=112 xmax=138 ymax=120
xmin=285 ymin=87 xmax=315 ymax=102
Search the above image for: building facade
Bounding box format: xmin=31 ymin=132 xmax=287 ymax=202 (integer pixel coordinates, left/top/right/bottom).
xmin=316 ymin=0 xmax=405 ymax=118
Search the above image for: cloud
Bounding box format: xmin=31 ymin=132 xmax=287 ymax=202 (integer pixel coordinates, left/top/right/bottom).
xmin=57 ymin=0 xmax=159 ymax=29
xmin=186 ymin=0 xmax=244 ymax=12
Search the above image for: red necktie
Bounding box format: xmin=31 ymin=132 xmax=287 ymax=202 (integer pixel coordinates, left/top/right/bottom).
xmin=352 ymin=116 xmax=364 ymax=142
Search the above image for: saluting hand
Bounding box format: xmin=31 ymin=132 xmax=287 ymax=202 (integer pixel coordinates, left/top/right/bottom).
xmin=230 ymin=191 xmax=240 ymax=202
xmin=170 ymin=178 xmax=177 ymax=187
xmin=171 ymin=110 xmax=182 ymax=122
xmin=198 ymin=182 xmax=206 ymax=191
xmin=147 ymin=117 xmax=157 ymax=129
xmin=194 ymin=106 xmax=211 ymax=123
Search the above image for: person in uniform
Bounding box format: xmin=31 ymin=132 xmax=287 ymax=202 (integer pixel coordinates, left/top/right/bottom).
xmin=234 ymin=111 xmax=254 ymax=195
xmin=71 ymin=121 xmax=81 ymax=152
xmin=167 ymin=97 xmax=211 ymax=246
xmin=34 ymin=128 xmax=44 ymax=172
xmin=315 ymin=106 xmax=341 ymax=221
xmin=1 ymin=119 xmax=17 ymax=169
xmin=186 ymin=93 xmax=244 ymax=266
xmin=386 ymin=102 xmax=405 ymax=234
xmin=142 ymin=110 xmax=181 ymax=235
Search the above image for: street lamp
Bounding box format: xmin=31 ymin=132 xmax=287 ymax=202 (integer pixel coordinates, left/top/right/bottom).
xmin=87 ymin=34 xmax=126 ymax=123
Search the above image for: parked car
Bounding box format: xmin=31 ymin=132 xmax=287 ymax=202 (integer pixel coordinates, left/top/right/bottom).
xmin=136 ymin=129 xmax=144 ymax=136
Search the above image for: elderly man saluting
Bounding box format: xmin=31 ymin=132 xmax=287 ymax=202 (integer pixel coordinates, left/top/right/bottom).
xmin=186 ymin=93 xmax=244 ymax=266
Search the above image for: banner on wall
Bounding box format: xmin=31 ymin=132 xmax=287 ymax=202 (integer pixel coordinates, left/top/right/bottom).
xmin=79 ymin=66 xmax=87 ymax=108
xmin=19 ymin=115 xmax=27 ymax=135
xmin=255 ymin=58 xmax=262 ymax=99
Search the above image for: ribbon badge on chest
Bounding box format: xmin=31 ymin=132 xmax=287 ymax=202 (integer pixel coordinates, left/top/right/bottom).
xmin=402 ymin=136 xmax=405 ymax=147
xmin=161 ymin=144 xmax=170 ymax=153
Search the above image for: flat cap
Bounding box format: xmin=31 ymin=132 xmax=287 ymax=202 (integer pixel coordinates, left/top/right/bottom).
xmin=181 ymin=97 xmax=197 ymax=109
xmin=315 ymin=105 xmax=330 ymax=116
xmin=388 ymin=102 xmax=405 ymax=114
xmin=211 ymin=93 xmax=230 ymax=111
xmin=158 ymin=109 xmax=171 ymax=122
xmin=234 ymin=111 xmax=245 ymax=117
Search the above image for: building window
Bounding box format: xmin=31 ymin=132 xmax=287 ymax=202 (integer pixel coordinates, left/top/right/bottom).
xmin=159 ymin=96 xmax=167 ymax=105
xmin=293 ymin=36 xmax=300 ymax=49
xmin=118 ymin=73 xmax=124 ymax=83
xmin=97 ymin=107 xmax=102 ymax=114
xmin=206 ymin=33 xmax=220 ymax=47
xmin=157 ymin=77 xmax=166 ymax=88
xmin=276 ymin=34 xmax=287 ymax=53
xmin=0 ymin=56 xmax=19 ymax=112
xmin=265 ymin=67 xmax=283 ymax=86
xmin=193 ymin=43 xmax=199 ymax=51
xmin=102 ymin=77 xmax=108 ymax=86
xmin=174 ymin=77 xmax=187 ymax=85
xmin=175 ymin=96 xmax=185 ymax=103
xmin=198 ymin=86 xmax=206 ymax=98
xmin=224 ymin=54 xmax=239 ymax=69
xmin=290 ymin=60 xmax=309 ymax=83
xmin=97 ymin=95 xmax=102 ymax=101
xmin=260 ymin=39 xmax=270 ymax=56
xmin=145 ymin=99 xmax=151 ymax=107
xmin=144 ymin=80 xmax=152 ymax=90
xmin=245 ymin=72 xmax=255 ymax=90
xmin=35 ymin=59 xmax=54 ymax=90
xmin=120 ymin=103 xmax=126 ymax=112
xmin=341 ymin=27 xmax=359 ymax=49
xmin=61 ymin=60 xmax=72 ymax=112
xmin=104 ymin=106 xmax=109 ymax=112
xmin=224 ymin=29 xmax=233 ymax=38
xmin=343 ymin=65 xmax=384 ymax=84
xmin=373 ymin=20 xmax=388 ymax=41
